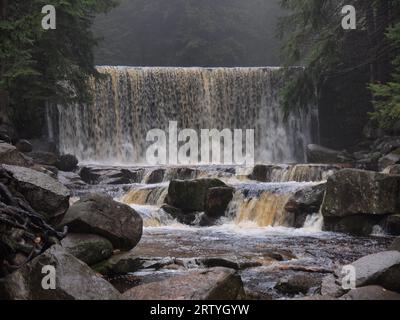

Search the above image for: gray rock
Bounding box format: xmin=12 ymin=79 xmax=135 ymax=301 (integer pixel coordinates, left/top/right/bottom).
xmin=122 ymin=267 xmax=244 ymax=300
xmin=350 ymin=251 xmax=400 ymax=290
xmin=306 ymin=144 xmax=351 ymax=164
xmin=57 ymin=171 xmax=86 ymax=189
xmin=321 ymin=169 xmax=400 ymax=218
xmin=205 ymin=186 xmax=234 ymax=218
xmin=341 ymin=286 xmax=400 ymax=300
xmin=93 ymin=251 xmax=143 ymax=276
xmin=59 ymin=193 xmax=143 ymax=250
xmin=56 ymin=154 xmax=78 ymax=172
xmin=378 ymin=148 xmax=400 ymax=171
xmin=248 ymin=164 xmax=277 ymax=182
xmin=61 ymin=233 xmax=113 ymax=266
xmin=144 ymin=168 xmax=165 ymax=184
xmin=79 ymin=166 xmax=142 ymax=185
xmin=320 ymin=274 xmax=345 ymax=298
xmin=167 ymin=178 xmax=226 ymax=212
xmin=2 ymin=164 xmax=70 ymax=224
xmin=323 ymin=215 xmax=382 ymax=236
xmin=275 ymin=274 xmax=321 ymax=295
xmin=285 ymin=182 xmax=326 ymax=228
xmin=374 ymin=136 xmax=400 ymax=155
xmin=32 ymin=164 xmax=58 ymax=179
xmin=0 ymin=142 xmax=30 ymax=167
xmin=383 ymin=164 xmax=400 ymax=175
xmin=29 ymin=151 xmax=59 ymax=166
xmin=0 ymin=245 xmax=121 ymax=300
xmin=15 ymin=140 xmax=33 ymax=153
xmin=161 ymin=204 xmax=197 ymax=225
xmin=389 ymin=237 xmax=400 ymax=252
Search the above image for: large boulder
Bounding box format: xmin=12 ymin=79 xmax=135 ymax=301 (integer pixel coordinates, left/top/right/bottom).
xmin=122 ymin=267 xmax=244 ymax=300
xmin=167 ymin=178 xmax=226 ymax=212
xmin=0 ymin=245 xmax=121 ymax=300
xmin=61 ymin=233 xmax=113 ymax=266
xmin=2 ymin=164 xmax=70 ymax=224
xmin=59 ymin=193 xmax=143 ymax=250
xmin=348 ymin=251 xmax=400 ymax=292
xmin=56 ymin=154 xmax=78 ymax=172
xmin=0 ymin=142 xmax=30 ymax=167
xmin=341 ymin=286 xmax=400 ymax=300
xmin=306 ymin=144 xmax=351 ymax=164
xmin=321 ymin=169 xmax=400 ymax=218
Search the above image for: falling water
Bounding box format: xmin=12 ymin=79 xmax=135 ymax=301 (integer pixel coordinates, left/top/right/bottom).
xmin=50 ymin=66 xmax=318 ymax=164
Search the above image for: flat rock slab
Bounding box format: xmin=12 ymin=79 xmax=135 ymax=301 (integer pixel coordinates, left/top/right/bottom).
xmin=2 ymin=164 xmax=70 ymax=223
xmin=122 ymin=267 xmax=244 ymax=300
xmin=0 ymin=245 xmax=121 ymax=300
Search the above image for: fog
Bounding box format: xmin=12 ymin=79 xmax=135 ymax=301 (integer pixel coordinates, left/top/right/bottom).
xmin=93 ymin=0 xmax=283 ymax=67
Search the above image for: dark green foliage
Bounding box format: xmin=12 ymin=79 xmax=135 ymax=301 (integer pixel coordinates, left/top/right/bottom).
xmin=0 ymin=0 xmax=117 ymax=128
xmin=278 ymin=0 xmax=400 ymax=130
xmin=370 ymin=23 xmax=400 ymax=129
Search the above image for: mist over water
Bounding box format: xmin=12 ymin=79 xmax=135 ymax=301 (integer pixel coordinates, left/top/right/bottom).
xmin=50 ymin=66 xmax=317 ymax=165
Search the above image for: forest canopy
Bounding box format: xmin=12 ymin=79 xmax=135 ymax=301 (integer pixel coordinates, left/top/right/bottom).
xmin=0 ymin=0 xmax=117 ymax=137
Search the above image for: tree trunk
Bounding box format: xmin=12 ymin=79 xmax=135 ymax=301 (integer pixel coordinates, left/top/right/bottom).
xmin=0 ymin=0 xmax=10 ymax=131
xmin=375 ymin=0 xmax=391 ymax=83
xmin=366 ymin=5 xmax=377 ymax=83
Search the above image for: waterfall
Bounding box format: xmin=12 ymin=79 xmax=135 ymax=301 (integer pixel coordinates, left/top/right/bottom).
xmin=121 ymin=184 xmax=168 ymax=206
xmin=50 ymin=66 xmax=318 ymax=164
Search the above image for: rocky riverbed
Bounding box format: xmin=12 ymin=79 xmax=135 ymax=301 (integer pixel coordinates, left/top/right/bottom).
xmin=0 ymin=138 xmax=400 ymax=300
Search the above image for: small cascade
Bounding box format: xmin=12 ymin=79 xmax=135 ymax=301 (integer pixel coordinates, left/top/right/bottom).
xmin=121 ymin=184 xmax=168 ymax=206
xmin=225 ymin=182 xmax=322 ymax=228
xmin=302 ymin=212 xmax=324 ymax=232
xmin=249 ymin=164 xmax=341 ymax=182
xmin=271 ymin=164 xmax=340 ymax=182
xmin=234 ymin=192 xmax=293 ymax=227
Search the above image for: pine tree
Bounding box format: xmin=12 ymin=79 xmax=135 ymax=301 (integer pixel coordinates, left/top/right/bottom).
xmin=278 ymin=0 xmax=400 ymax=121
xmin=370 ymin=22 xmax=400 ymax=129
xmin=0 ymin=0 xmax=117 ymax=137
